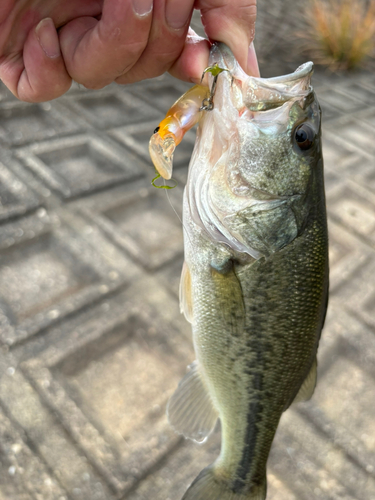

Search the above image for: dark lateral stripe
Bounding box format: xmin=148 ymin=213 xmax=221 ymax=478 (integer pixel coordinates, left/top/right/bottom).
xmin=231 ymin=371 xmax=264 ymax=492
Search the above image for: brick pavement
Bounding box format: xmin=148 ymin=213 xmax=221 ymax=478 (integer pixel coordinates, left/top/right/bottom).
xmin=0 ymin=29 xmax=375 ymax=500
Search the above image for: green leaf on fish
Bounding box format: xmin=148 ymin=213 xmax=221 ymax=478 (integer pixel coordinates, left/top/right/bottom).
xmin=151 ymin=171 xmax=177 ymax=189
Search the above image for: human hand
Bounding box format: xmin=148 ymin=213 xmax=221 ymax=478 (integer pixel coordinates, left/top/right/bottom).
xmin=0 ymin=0 xmax=258 ymax=103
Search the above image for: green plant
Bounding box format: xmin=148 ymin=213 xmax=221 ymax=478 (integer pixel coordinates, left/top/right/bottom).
xmin=302 ymin=0 xmax=375 ymax=70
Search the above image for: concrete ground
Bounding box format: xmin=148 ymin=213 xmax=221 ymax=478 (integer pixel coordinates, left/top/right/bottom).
xmin=0 ymin=17 xmax=375 ymax=500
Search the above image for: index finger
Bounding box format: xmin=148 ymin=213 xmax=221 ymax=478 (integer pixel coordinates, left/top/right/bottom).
xmin=196 ymin=0 xmax=259 ymax=76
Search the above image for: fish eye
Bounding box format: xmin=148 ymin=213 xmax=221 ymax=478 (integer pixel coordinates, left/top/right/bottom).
xmin=294 ymin=123 xmax=315 ymax=151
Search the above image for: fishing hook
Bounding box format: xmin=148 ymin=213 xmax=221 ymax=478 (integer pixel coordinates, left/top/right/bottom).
xmin=199 ymin=64 xmax=231 ymax=112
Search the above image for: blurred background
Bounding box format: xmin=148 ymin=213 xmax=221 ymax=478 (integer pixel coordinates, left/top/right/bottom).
xmin=0 ymin=2 xmax=375 ymax=499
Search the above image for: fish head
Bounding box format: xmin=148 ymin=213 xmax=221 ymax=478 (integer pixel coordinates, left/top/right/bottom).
xmin=187 ymin=44 xmax=323 ymax=259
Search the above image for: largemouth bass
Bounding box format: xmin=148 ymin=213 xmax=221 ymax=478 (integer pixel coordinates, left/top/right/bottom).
xmin=150 ymin=43 xmax=328 ymax=500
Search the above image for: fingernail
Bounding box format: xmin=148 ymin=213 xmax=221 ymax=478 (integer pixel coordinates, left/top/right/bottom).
xmin=166 ymin=0 xmax=192 ymax=29
xmin=132 ymin=0 xmax=153 ymax=17
xmin=36 ymin=18 xmax=60 ymax=58
xmin=247 ymin=42 xmax=260 ymax=77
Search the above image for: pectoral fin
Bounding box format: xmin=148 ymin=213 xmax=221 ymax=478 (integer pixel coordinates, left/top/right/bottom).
xmin=293 ymin=356 xmax=317 ymax=404
xmin=167 ymin=361 xmax=218 ymax=443
xmin=211 ymin=264 xmax=245 ymax=336
xmin=179 ymin=262 xmax=193 ymax=323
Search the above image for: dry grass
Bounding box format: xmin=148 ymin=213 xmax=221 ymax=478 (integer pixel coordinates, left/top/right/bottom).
xmin=301 ymin=0 xmax=375 ymax=70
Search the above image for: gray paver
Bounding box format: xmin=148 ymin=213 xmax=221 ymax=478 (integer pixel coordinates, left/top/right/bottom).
xmin=0 ymin=12 xmax=375 ymax=500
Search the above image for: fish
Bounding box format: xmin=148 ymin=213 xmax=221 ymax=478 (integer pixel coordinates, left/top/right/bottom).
xmin=149 ymin=43 xmax=329 ymax=500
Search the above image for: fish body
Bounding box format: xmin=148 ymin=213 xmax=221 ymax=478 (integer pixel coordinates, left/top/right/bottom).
xmin=165 ymin=44 xmax=328 ymax=500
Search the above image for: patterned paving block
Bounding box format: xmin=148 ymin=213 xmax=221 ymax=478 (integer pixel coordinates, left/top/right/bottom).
xmin=0 ymin=214 xmax=125 ymax=346
xmin=319 ymin=100 xmax=343 ymax=122
xmin=361 ymin=107 xmax=375 ymax=128
xmin=297 ymin=306 xmax=375 ymax=477
xmin=0 ymin=367 xmax=117 ymax=500
xmin=339 ymin=82 xmax=375 ymax=105
xmin=0 ymin=82 xmax=16 ymax=102
xmin=0 ymin=406 xmax=68 ymax=500
xmin=78 ymin=182 xmax=184 ymax=271
xmin=318 ymin=87 xmax=368 ymax=114
xmin=327 ymin=181 xmax=375 ymax=247
xmin=125 ymin=432 xmax=221 ymax=500
xmin=331 ymin=255 xmax=375 ymax=329
xmin=326 ymin=219 xmax=371 ymax=294
xmin=315 ymin=357 xmax=375 ymax=453
xmin=332 ymin=154 xmax=375 ymax=192
xmin=0 ymin=161 xmax=40 ymax=222
xmin=63 ymin=89 xmax=160 ymax=130
xmin=109 ymin=121 xmax=196 ymax=169
xmin=156 ymin=254 xmax=184 ymax=298
xmin=16 ymin=134 xmax=147 ymax=199
xmin=129 ymin=78 xmax=190 ymax=113
xmin=322 ymin=135 xmax=361 ymax=174
xmin=0 ymin=101 xmax=81 ymax=146
xmin=325 ymin=116 xmax=375 ymax=156
xmin=268 ymin=305 xmax=375 ymax=497
xmin=270 ymin=410 xmax=375 ymax=500
xmin=0 ymin=207 xmax=55 ymax=251
xmin=20 ymin=285 xmax=194 ymax=496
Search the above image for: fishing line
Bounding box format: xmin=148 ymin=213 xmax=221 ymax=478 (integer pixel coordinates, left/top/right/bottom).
xmin=163 ymin=178 xmax=193 ymax=247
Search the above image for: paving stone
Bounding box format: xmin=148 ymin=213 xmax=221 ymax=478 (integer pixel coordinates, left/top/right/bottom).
xmin=77 ymin=181 xmax=184 ymax=271
xmin=0 ymin=101 xmax=82 ymax=146
xmin=0 ymin=212 xmax=126 ymax=346
xmin=11 ymin=275 xmax=193 ymax=497
xmin=129 ymin=78 xmax=190 ymax=113
xmin=326 ymin=218 xmax=371 ymax=294
xmin=0 ymin=367 xmax=117 ymax=500
xmin=0 ymin=160 xmax=40 ymax=222
xmin=328 ymin=180 xmax=375 ymax=247
xmin=361 ymin=107 xmax=375 ymax=128
xmin=15 ymin=134 xmax=147 ymax=200
xmin=318 ymin=87 xmax=369 ymax=114
xmin=155 ymin=254 xmax=185 ymax=298
xmin=0 ymin=406 xmax=68 ymax=500
xmin=0 ymin=85 xmax=16 ymax=103
xmin=331 ymin=254 xmax=375 ymax=330
xmin=62 ymin=90 xmax=160 ymax=130
xmin=270 ymin=410 xmax=375 ymax=500
xmin=339 ymin=82 xmax=375 ymax=105
xmin=325 ymin=115 xmax=375 ymax=157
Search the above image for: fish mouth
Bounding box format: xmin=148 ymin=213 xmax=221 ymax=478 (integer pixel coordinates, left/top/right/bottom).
xmin=266 ymin=61 xmax=314 ymax=85
xmin=209 ymin=43 xmax=314 ymax=110
xmin=210 ymin=42 xmax=313 ymax=84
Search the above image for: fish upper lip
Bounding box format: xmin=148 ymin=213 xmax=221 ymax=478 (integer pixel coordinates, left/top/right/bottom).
xmin=262 ymin=62 xmax=314 ymax=85
xmin=211 ymin=42 xmax=314 ymax=86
